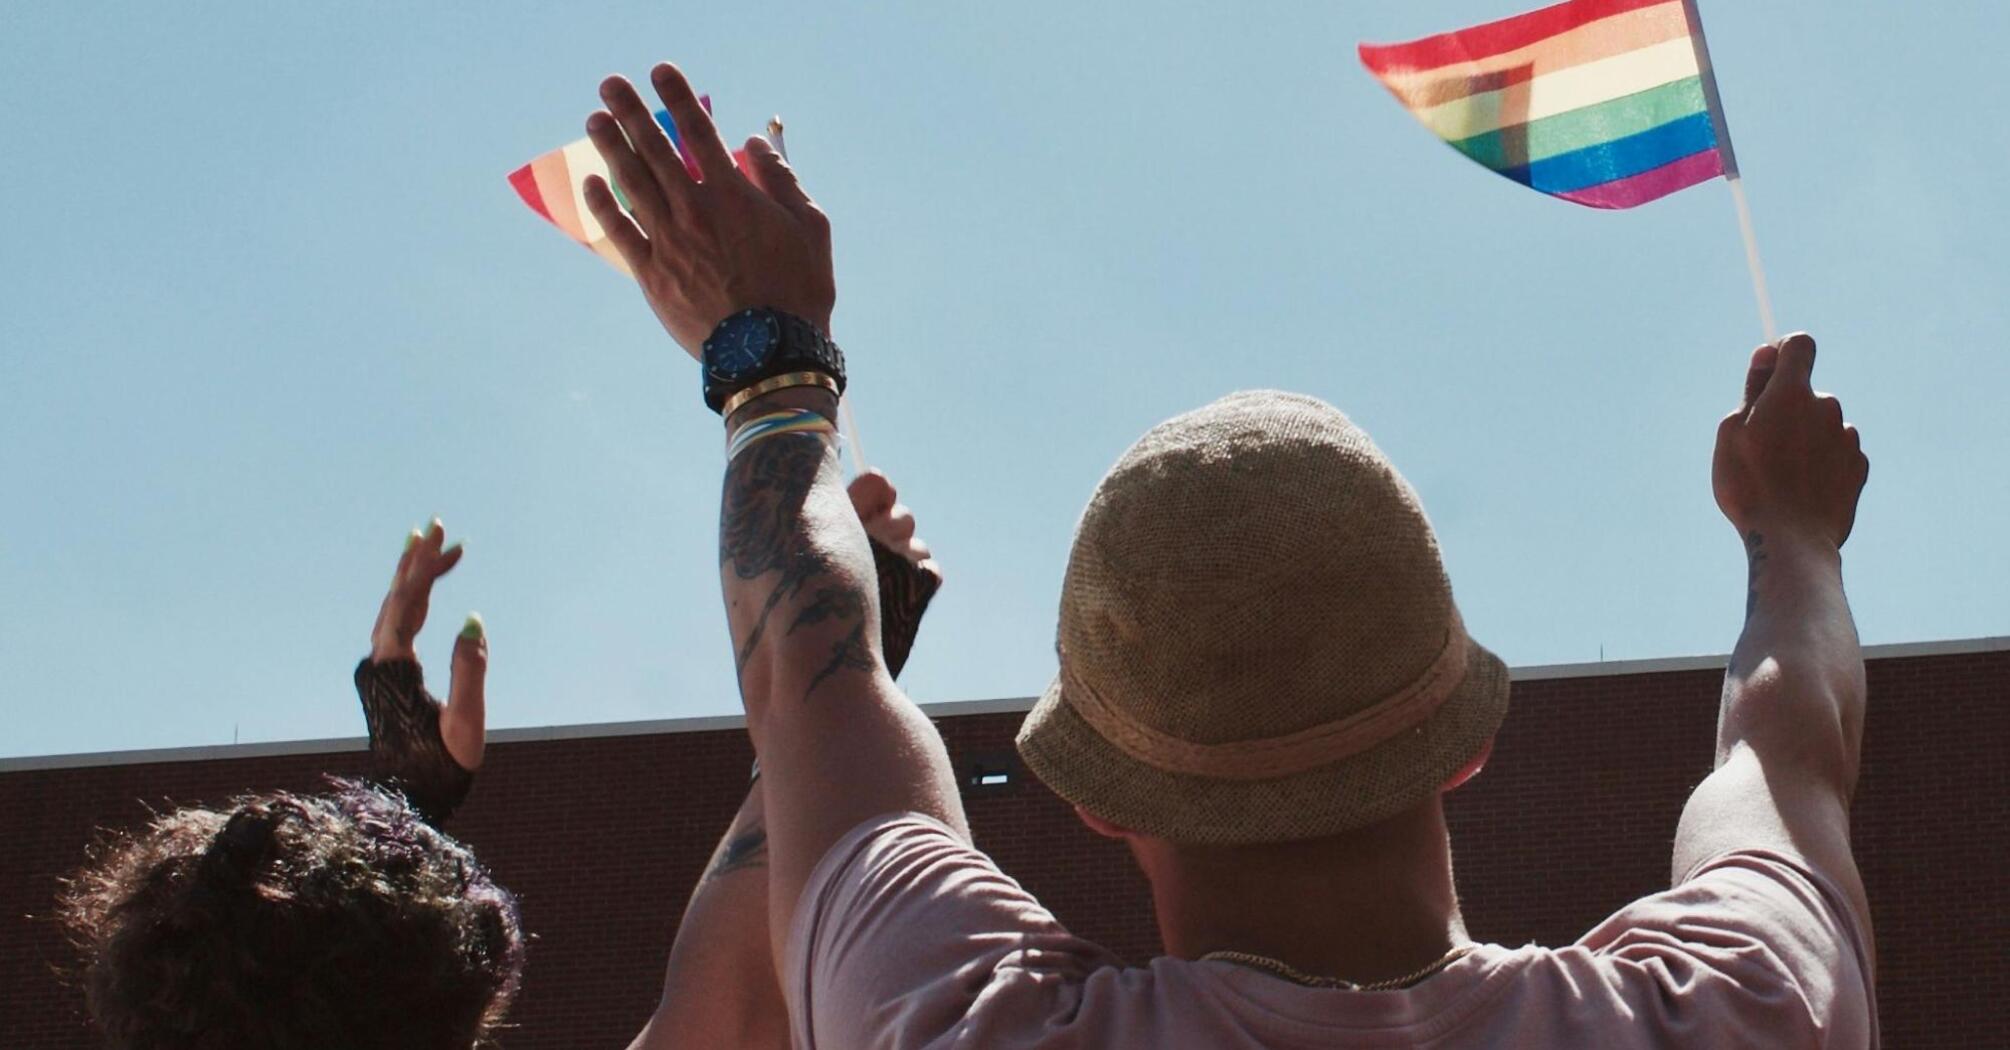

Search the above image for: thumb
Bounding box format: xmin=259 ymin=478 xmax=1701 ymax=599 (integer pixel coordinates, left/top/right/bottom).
xmin=1757 ymin=332 xmax=1817 ymax=409
xmin=443 ymin=613 xmax=488 ymax=771
xmin=743 ymin=134 xmax=817 ymax=220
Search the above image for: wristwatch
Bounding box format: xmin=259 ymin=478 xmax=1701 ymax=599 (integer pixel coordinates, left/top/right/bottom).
xmin=701 ymin=308 xmax=846 ymax=414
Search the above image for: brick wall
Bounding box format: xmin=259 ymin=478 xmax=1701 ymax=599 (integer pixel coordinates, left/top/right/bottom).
xmin=3 ymin=646 xmax=2003 ymax=1047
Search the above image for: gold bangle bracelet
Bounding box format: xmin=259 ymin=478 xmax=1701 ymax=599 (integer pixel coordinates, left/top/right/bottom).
xmin=720 ymin=371 xmax=839 ymax=419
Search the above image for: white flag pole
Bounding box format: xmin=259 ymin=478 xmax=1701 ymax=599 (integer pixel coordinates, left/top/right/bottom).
xmin=1683 ymin=0 xmax=1778 ymax=345
xmin=1726 ymin=178 xmax=1778 ymax=344
xmin=766 ymin=116 xmax=871 ymax=476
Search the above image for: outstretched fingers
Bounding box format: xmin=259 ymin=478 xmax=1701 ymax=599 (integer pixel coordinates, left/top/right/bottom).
xmin=371 ymin=520 xmax=464 ymax=662
xmin=586 ymin=104 xmax=676 ymax=236
xmin=583 ymin=174 xmax=651 ymax=270
xmin=392 ymin=527 xmax=424 ymax=584
xmin=651 ymin=63 xmax=737 ymax=182
xmin=597 ymin=77 xmax=692 ymax=203
xmin=414 ymin=518 xmax=464 ymax=584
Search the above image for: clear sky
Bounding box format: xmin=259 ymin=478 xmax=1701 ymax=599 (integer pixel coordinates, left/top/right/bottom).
xmin=3 ymin=2 xmax=2005 ymax=758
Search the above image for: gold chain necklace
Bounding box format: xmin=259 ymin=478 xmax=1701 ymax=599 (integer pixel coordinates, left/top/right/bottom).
xmin=1198 ymin=943 xmax=1476 ymax=991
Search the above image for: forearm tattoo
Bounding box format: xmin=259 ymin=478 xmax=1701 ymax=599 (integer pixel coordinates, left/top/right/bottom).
xmin=720 ymin=433 xmax=876 ymax=702
xmin=721 ymin=435 xmax=842 ymax=672
xmin=790 ymin=586 xmax=874 ymax=698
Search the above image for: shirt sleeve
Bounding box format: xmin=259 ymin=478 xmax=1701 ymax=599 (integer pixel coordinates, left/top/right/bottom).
xmin=1571 ymin=850 xmax=1878 ymax=1047
xmin=785 ymin=813 xmax=1123 ymax=1050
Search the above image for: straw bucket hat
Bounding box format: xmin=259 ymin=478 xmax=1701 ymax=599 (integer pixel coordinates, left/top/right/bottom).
xmin=1016 ymin=391 xmax=1508 ymax=845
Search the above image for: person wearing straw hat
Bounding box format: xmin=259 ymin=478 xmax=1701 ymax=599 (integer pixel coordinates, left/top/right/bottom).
xmin=585 ymin=60 xmax=1876 ymax=1049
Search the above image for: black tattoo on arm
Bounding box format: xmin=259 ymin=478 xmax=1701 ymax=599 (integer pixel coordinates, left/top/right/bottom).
xmin=791 ymin=587 xmax=874 ymax=699
xmin=719 ymin=432 xmax=879 ymax=702
xmin=789 ymin=585 xmax=864 ymax=632
xmin=706 ymin=824 xmax=769 ymax=880
xmin=721 ymin=435 xmax=841 ymax=673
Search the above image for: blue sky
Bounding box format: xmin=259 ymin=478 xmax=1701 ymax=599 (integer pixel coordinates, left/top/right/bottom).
xmin=3 ymin=2 xmax=2005 ymax=758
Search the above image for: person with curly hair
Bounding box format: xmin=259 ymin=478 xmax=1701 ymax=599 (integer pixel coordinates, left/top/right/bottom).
xmin=62 ymin=521 xmax=524 ymax=1050
xmin=64 ymin=479 xmax=939 ymax=1049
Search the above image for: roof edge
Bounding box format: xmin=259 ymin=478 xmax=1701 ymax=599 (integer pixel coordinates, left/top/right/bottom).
xmin=5 ymin=635 xmax=2002 ymax=773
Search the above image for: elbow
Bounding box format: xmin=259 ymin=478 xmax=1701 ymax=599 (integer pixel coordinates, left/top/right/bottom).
xmin=1720 ymin=671 xmax=1862 ymax=797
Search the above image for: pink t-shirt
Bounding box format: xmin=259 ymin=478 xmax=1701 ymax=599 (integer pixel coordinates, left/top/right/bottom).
xmin=786 ymin=814 xmax=1876 ymax=1049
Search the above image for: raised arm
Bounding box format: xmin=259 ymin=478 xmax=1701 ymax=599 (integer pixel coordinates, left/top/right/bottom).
xmin=580 ymin=56 xmax=964 ymax=1003
xmin=626 ymin=781 xmax=782 ymax=1050
xmin=1674 ymin=334 xmax=1872 ymax=936
xmin=357 ymin=519 xmax=488 ymax=823
xmin=626 ymin=474 xmax=942 ymax=1050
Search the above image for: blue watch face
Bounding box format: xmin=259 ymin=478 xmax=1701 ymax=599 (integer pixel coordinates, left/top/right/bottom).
xmin=709 ymin=311 xmax=778 ymax=381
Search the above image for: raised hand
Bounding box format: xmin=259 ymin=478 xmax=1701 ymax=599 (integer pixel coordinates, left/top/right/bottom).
xmin=372 ymin=519 xmax=463 ymax=661
xmin=1713 ymin=333 xmax=1870 ymax=550
xmin=849 ymin=471 xmax=944 ymax=679
xmin=581 ymin=63 xmax=835 ymax=357
xmin=849 ymin=471 xmax=939 ymax=575
xmin=365 ymin=519 xmax=486 ymax=776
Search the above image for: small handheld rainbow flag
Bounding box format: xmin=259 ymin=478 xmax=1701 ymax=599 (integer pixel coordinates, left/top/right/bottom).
xmin=507 ymin=96 xmax=725 ymax=275
xmin=1359 ymin=0 xmax=1736 ymax=210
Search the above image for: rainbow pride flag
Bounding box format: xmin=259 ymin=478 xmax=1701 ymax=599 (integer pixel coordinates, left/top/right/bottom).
xmin=507 ymin=97 xmax=721 ymax=274
xmin=1359 ymin=0 xmax=1737 ymax=209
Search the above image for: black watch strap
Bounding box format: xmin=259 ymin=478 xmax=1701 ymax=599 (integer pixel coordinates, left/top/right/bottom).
xmin=703 ymin=309 xmax=847 ymax=413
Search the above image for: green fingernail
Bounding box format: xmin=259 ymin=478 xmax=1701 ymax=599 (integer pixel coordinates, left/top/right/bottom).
xmin=460 ymin=613 xmax=485 ymax=641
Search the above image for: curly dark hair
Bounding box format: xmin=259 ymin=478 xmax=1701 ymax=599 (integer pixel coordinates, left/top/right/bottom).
xmin=60 ymin=779 xmax=524 ymax=1049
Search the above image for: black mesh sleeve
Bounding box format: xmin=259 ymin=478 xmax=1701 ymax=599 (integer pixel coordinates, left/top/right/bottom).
xmin=353 ymin=658 xmax=475 ymax=824
xmin=871 ymin=537 xmax=942 ymax=680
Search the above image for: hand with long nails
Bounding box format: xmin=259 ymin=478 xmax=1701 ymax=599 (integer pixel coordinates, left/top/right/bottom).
xmin=368 ymin=519 xmax=485 ymax=772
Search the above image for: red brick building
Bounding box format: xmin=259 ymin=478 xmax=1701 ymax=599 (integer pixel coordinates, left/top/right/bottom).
xmin=4 ymin=638 xmax=2004 ymax=1048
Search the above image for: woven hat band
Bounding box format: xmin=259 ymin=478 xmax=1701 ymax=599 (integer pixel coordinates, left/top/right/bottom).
xmin=1060 ymin=613 xmax=1471 ymax=782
